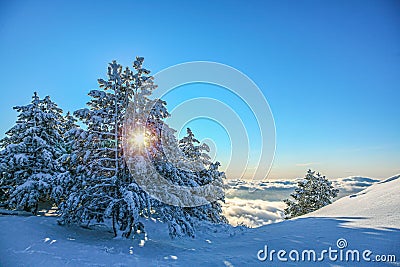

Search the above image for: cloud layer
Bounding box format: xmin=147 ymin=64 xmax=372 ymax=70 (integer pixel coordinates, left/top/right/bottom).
xmin=222 ymin=198 xmax=286 ymax=227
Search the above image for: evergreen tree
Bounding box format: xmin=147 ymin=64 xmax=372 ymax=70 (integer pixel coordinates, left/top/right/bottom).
xmin=0 ymin=92 xmax=65 ymax=214
xmin=147 ymin=126 xmax=226 ymax=238
xmin=284 ymin=169 xmax=339 ymax=218
xmin=179 ymin=129 xmax=226 ymax=226
xmin=179 ymin=128 xmax=211 ymax=166
xmin=57 ymin=57 xmax=227 ymax=238
xmin=58 ymin=58 xmax=153 ymax=237
xmin=116 ymin=59 xmax=227 ymax=238
xmin=51 ymin=112 xmax=80 ymax=206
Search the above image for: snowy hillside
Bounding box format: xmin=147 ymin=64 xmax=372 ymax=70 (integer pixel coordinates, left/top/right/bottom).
xmin=306 ymin=174 xmax=400 ymax=229
xmin=0 ymin=175 xmax=398 ymax=266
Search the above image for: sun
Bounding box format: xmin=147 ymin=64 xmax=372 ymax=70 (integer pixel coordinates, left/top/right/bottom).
xmin=125 ymin=127 xmax=153 ymax=151
xmin=127 ymin=131 xmax=150 ymax=148
xmin=133 ymin=133 xmax=146 ymax=145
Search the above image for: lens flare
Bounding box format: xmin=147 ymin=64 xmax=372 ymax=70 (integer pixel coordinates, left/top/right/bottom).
xmin=133 ymin=133 xmax=146 ymax=145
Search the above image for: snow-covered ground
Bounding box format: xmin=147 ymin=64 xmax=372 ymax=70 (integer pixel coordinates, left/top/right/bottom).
xmin=0 ymin=175 xmax=399 ymax=266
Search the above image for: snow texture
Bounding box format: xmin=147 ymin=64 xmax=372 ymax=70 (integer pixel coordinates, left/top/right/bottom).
xmin=0 ymin=174 xmax=398 ymax=266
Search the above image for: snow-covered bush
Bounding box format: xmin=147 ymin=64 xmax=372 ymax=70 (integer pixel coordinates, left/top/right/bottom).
xmin=284 ymin=169 xmax=339 ymax=218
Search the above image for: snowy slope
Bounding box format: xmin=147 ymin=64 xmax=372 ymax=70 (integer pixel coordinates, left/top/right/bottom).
xmin=0 ymin=175 xmax=399 ymax=266
xmin=306 ymin=174 xmax=400 ymax=229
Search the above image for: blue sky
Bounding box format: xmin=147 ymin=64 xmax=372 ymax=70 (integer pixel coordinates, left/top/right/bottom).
xmin=0 ymin=0 xmax=399 ymax=179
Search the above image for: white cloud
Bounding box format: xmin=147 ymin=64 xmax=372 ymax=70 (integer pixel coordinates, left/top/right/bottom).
xmin=222 ymin=198 xmax=286 ymax=228
xmin=226 ymin=179 xmax=296 ymax=190
xmin=332 ymin=176 xmax=379 ymax=198
xmin=295 ymin=162 xmax=320 ymax=167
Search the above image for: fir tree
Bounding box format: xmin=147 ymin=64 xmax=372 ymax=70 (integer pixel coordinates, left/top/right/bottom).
xmin=179 ymin=129 xmax=226 ymax=226
xmin=58 ymin=58 xmax=153 ymax=238
xmin=0 ymin=92 xmax=65 ymax=214
xmin=284 ymin=169 xmax=339 ymax=218
xmin=179 ymin=128 xmax=211 ymax=166
xmin=147 ymin=126 xmax=226 ymax=238
xmin=57 ymin=57 xmax=227 ymax=238
xmin=51 ymin=112 xmax=80 ymax=206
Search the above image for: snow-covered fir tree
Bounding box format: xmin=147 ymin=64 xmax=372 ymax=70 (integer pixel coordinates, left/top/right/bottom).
xmin=147 ymin=125 xmax=226 ymax=238
xmin=122 ymin=80 xmax=226 ymax=238
xmin=51 ymin=112 xmax=80 ymax=206
xmin=0 ymin=92 xmax=65 ymax=214
xmin=178 ymin=128 xmax=211 ymax=166
xmin=58 ymin=58 xmax=155 ymax=237
xmin=284 ymin=169 xmax=339 ymax=218
xmin=179 ymin=129 xmax=226 ymax=228
xmin=58 ymin=57 xmax=227 ymax=238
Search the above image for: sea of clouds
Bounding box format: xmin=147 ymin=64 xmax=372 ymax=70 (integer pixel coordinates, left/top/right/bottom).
xmin=222 ymin=176 xmax=380 ymax=228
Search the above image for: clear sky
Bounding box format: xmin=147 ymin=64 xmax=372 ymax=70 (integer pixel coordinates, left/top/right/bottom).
xmin=0 ymin=0 xmax=399 ymax=180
